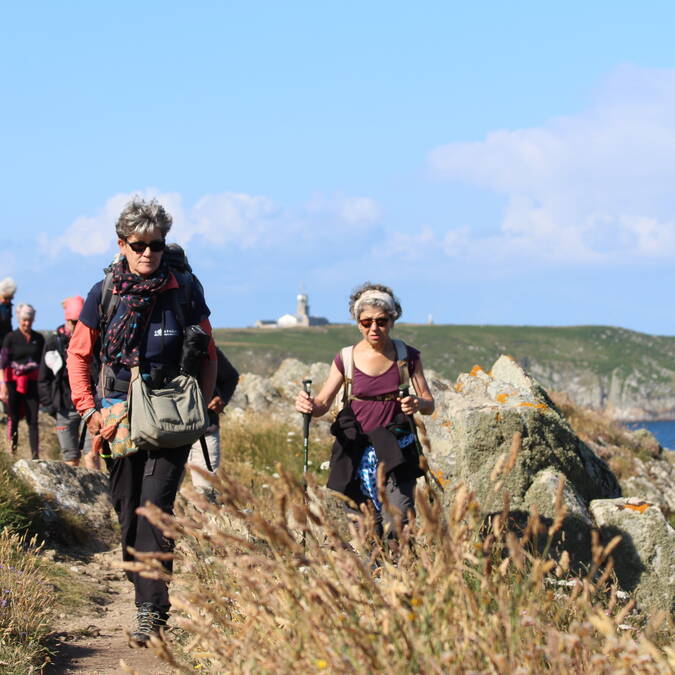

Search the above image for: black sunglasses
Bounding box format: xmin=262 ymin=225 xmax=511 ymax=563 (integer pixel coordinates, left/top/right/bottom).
xmin=125 ymin=239 xmax=166 ymax=253
xmin=359 ymin=317 xmax=390 ymax=328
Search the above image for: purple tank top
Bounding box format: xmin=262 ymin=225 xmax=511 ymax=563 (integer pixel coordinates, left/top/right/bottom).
xmin=334 ymin=344 xmax=420 ymax=432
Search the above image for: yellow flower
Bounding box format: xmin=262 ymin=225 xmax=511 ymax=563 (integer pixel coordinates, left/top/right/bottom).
xmin=410 ymin=596 xmax=422 ymax=607
xmin=315 ymin=659 xmax=328 ymax=669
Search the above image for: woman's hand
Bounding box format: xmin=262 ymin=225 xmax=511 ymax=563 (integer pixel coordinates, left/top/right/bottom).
xmin=295 ymin=390 xmax=315 ymax=415
xmin=86 ymin=410 xmax=103 ymax=437
xmin=399 ymin=394 xmax=421 ymax=416
xmin=208 ymin=395 xmax=226 ymax=415
xmin=0 ymin=383 xmax=7 ymax=404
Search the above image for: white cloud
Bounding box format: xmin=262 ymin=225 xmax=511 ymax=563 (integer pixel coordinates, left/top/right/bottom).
xmin=338 ymin=196 xmax=381 ymax=224
xmin=428 ymin=64 xmax=675 ymax=262
xmin=44 ymin=189 xmax=382 ymax=258
xmin=43 ymin=189 xmax=186 ymax=257
xmin=187 ymin=193 xmax=279 ymax=248
xmin=305 ymin=192 xmax=381 ymax=226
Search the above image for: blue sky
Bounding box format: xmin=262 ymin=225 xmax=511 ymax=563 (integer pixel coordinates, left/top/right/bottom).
xmin=3 ymin=1 xmax=675 ymax=333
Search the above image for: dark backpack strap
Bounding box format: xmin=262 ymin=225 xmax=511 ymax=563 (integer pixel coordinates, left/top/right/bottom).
xmin=169 ymin=270 xmax=194 ymax=330
xmin=99 ymin=272 xmax=119 ymax=338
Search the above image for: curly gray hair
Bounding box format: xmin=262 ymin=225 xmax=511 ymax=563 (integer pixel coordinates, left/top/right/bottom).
xmin=115 ymin=198 xmax=173 ymax=239
xmin=348 ymin=282 xmax=402 ymax=321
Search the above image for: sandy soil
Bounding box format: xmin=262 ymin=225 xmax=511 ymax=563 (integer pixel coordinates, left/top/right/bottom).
xmin=46 ymin=548 xmax=175 ymax=675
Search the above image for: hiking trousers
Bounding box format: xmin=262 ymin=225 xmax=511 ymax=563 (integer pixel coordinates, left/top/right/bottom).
xmin=106 ymin=446 xmax=190 ymax=613
xmin=55 ymin=410 xmax=91 ymax=462
xmin=6 ymin=381 xmax=39 ymax=458
xmin=374 ymin=473 xmax=416 ymax=538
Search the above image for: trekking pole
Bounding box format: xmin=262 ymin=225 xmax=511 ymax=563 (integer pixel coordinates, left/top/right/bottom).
xmin=300 ymin=379 xmax=313 ymax=549
xmin=302 ymin=379 xmax=312 ymax=477
xmin=398 ymin=386 xmax=444 ymax=493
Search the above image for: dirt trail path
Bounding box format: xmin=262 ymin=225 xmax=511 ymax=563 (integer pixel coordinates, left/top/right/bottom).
xmin=48 ymin=548 xmax=174 ymax=675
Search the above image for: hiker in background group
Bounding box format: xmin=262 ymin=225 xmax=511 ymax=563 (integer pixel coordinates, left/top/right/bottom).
xmin=295 ymin=282 xmax=434 ymax=538
xmin=187 ymin=347 xmax=238 ymax=495
xmin=0 ymin=277 xmax=16 ymax=344
xmin=0 ymin=303 xmax=44 ymax=458
xmin=67 ymin=198 xmax=217 ymax=646
xmin=39 ymin=296 xmax=97 ymax=469
xmin=0 ymin=277 xmax=17 ymax=423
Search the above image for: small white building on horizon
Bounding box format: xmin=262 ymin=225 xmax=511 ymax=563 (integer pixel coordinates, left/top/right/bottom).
xmin=255 ymin=292 xmax=329 ymax=329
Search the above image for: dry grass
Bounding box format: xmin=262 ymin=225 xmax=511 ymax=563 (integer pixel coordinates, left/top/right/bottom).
xmin=219 ymin=413 xmax=332 ymax=478
xmin=0 ymin=529 xmax=55 ymax=673
xmin=130 ymin=463 xmax=673 ymax=674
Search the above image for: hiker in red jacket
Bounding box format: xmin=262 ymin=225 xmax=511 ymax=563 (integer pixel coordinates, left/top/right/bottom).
xmin=67 ymin=198 xmax=217 ymax=646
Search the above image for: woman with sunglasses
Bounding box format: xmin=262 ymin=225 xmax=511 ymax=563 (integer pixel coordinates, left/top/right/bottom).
xmin=67 ymin=198 xmax=217 ymax=646
xmin=295 ymin=282 xmax=434 ymax=537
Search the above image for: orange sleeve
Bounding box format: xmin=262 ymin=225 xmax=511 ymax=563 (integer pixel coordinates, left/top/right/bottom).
xmin=66 ymin=321 xmax=99 ymax=413
xmin=199 ymin=317 xmax=217 ymax=360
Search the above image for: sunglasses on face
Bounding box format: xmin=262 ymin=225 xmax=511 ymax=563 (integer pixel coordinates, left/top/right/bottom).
xmin=125 ymin=239 xmax=166 ymax=253
xmin=359 ymin=317 xmax=390 ymax=328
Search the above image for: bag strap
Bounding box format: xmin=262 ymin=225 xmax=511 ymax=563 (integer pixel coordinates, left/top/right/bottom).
xmin=199 ymin=435 xmax=213 ymax=472
xmin=169 ymin=270 xmax=194 ymax=330
xmin=340 ymin=345 xmax=354 ymax=405
xmin=393 ymin=338 xmax=410 ymax=391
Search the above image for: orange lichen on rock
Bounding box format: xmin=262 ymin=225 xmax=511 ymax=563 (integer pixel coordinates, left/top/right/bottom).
xmin=455 ymin=382 xmax=464 ymax=392
xmin=496 ymin=393 xmax=509 ymax=404
xmin=518 ymin=402 xmax=547 ymax=409
xmin=618 ymin=502 xmax=651 ymax=513
xmin=442 ymin=420 xmax=453 ymax=430
xmin=432 ymin=470 xmax=448 ymax=487
xmin=469 ymin=365 xmax=484 ymax=376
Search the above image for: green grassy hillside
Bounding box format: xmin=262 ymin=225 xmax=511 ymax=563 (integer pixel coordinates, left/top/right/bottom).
xmin=213 ymin=324 xmax=675 ymax=384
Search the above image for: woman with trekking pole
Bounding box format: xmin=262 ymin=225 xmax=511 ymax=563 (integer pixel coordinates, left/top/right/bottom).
xmin=0 ymin=303 xmax=44 ymax=458
xmin=294 ymin=282 xmax=434 ymax=538
xmin=67 ymin=198 xmax=217 ymax=646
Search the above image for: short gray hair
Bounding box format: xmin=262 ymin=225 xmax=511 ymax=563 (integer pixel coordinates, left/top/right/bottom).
xmin=16 ymin=303 xmax=35 ymax=320
xmin=115 ymin=198 xmax=173 ymax=239
xmin=349 ymin=282 xmax=402 ymax=321
xmin=0 ymin=277 xmax=16 ymax=298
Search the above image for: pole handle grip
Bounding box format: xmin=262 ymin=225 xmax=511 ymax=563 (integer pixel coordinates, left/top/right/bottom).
xmin=302 ymin=379 xmax=312 ymax=435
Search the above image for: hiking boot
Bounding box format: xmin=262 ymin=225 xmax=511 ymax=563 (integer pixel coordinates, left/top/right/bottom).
xmin=128 ymin=602 xmax=168 ymax=647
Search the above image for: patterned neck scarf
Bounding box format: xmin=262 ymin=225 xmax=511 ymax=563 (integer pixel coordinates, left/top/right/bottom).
xmin=102 ymin=259 xmax=168 ymax=367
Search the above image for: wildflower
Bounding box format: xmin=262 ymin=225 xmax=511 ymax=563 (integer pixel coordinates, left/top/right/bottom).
xmin=315 ymin=658 xmax=328 ymax=669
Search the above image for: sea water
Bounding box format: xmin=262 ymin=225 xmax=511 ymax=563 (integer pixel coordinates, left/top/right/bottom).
xmin=624 ymin=420 xmax=675 ymax=451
